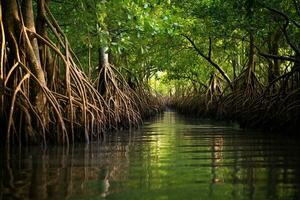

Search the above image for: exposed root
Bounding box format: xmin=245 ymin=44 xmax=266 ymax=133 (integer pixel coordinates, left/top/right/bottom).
xmin=170 ymin=64 xmax=300 ymax=132
xmin=96 ymin=63 xmax=141 ymax=130
xmin=0 ymin=1 xmax=165 ymax=147
xmin=1 ymin=1 xmax=158 ymax=146
xmin=134 ymin=84 xmax=165 ymax=118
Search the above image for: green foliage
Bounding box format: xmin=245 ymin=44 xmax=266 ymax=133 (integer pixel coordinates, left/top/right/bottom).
xmin=53 ymin=0 xmax=300 ymax=95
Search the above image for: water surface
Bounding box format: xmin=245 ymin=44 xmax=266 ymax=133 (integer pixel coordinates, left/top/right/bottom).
xmin=1 ymin=111 xmax=300 ymax=200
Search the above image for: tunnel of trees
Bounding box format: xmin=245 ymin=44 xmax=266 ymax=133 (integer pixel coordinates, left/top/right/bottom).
xmin=0 ymin=0 xmax=299 ymax=146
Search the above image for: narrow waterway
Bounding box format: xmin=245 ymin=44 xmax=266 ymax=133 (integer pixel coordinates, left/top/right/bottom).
xmin=1 ymin=111 xmax=300 ymax=200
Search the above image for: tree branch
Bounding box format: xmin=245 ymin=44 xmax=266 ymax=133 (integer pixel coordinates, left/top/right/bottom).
xmin=259 ymin=52 xmax=300 ymax=63
xmin=259 ymin=2 xmax=300 ymax=54
xmin=181 ymin=34 xmax=233 ymax=90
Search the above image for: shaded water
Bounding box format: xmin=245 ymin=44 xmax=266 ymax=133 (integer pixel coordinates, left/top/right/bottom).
xmin=1 ymin=111 xmax=300 ymax=200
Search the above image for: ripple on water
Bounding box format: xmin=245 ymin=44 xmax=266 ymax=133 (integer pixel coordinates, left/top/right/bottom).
xmin=1 ymin=111 xmax=300 ymax=200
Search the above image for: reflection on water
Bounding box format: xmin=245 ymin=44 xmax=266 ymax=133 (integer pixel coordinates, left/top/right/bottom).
xmin=1 ymin=111 xmax=300 ymax=200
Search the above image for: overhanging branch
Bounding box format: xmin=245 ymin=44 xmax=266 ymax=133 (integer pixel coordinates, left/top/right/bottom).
xmin=258 ymin=2 xmax=300 ymax=54
xmin=181 ymin=34 xmax=233 ymax=90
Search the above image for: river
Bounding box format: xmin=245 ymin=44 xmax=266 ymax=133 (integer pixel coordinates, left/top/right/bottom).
xmin=1 ymin=111 xmax=300 ymax=200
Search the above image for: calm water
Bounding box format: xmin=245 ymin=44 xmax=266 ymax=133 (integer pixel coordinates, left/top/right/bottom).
xmin=1 ymin=111 xmax=300 ymax=200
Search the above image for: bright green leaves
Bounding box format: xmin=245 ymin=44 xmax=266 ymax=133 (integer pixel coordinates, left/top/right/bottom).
xmin=52 ymin=0 xmax=300 ymax=96
xmin=88 ymin=0 xmax=188 ymax=83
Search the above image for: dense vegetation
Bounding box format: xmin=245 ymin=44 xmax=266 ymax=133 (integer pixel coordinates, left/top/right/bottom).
xmin=1 ymin=0 xmax=299 ymax=146
xmin=0 ymin=0 xmax=163 ymax=146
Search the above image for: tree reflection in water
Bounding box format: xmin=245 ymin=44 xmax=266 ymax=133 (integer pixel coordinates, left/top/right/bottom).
xmin=0 ymin=138 xmax=132 ymax=200
xmin=1 ymin=112 xmax=300 ymax=200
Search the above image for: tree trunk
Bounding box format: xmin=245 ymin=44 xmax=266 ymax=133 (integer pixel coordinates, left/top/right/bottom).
xmin=98 ymin=47 xmax=109 ymax=95
xmin=268 ymin=30 xmax=281 ymax=84
xmin=2 ymin=0 xmax=48 ymax=133
xmin=36 ymin=0 xmax=54 ymax=88
xmin=99 ymin=46 xmax=109 ymax=68
xmin=232 ymin=58 xmax=237 ymax=80
xmin=22 ymin=0 xmax=41 ymax=65
xmin=2 ymin=0 xmax=21 ymax=59
xmin=246 ymin=32 xmax=256 ymax=86
xmin=23 ymin=0 xmax=48 ymax=128
xmin=248 ymin=32 xmax=255 ymax=72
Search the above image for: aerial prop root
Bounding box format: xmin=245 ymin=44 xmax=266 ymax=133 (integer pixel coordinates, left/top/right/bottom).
xmin=97 ymin=63 xmax=141 ymax=129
